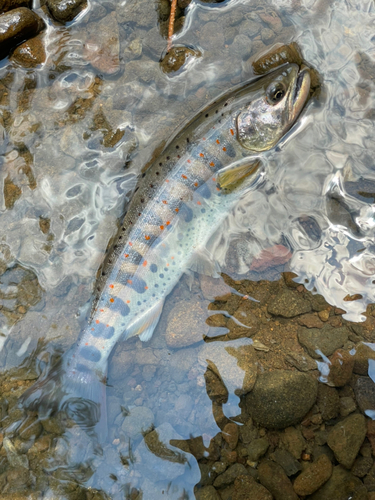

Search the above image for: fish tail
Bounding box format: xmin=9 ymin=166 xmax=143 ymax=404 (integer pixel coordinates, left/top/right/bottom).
xmin=19 ymin=356 xmax=108 ymax=442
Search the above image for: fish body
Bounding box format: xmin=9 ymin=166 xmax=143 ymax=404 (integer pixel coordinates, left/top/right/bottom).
xmin=21 ymin=63 xmax=310 ymax=434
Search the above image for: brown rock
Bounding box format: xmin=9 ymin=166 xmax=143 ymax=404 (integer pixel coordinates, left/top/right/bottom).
xmin=251 ymin=42 xmax=303 ymax=75
xmin=353 ymin=342 xmax=375 ymax=375
xmin=327 ymin=349 xmax=354 ymax=387
xmin=268 ymin=289 xmax=311 ymax=318
xmin=327 ymin=414 xmax=366 ymax=469
xmin=4 ymin=175 xmax=21 ymax=209
xmin=316 ymin=384 xmax=339 ymax=420
xmin=281 ymin=427 xmax=306 ymax=460
xmin=298 ymin=313 xmax=324 ymax=329
xmin=222 ymin=423 xmax=239 ymax=450
xmin=84 ymin=12 xmax=120 ymax=75
xmin=258 ymin=460 xmax=298 ymax=500
xmin=46 ymin=0 xmax=86 ymax=23
xmin=0 ymin=7 xmax=44 ymax=59
xmin=233 ymin=475 xmax=272 ymax=500
xmin=293 ymin=454 xmax=332 ymax=496
xmin=367 ymin=420 xmax=375 ymax=455
xmin=10 ymin=33 xmax=45 ymax=67
xmin=0 ymin=0 xmax=31 ymax=14
xmin=309 ymin=465 xmax=367 ymax=500
xmin=166 ymin=299 xmax=209 ymax=348
xmin=160 ymin=45 xmax=201 ymax=75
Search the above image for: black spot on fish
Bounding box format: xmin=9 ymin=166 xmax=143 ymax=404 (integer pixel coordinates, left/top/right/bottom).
xmin=179 ymin=203 xmax=193 ymax=222
xmin=164 ymin=268 xmax=168 ymax=271
xmin=91 ymin=322 xmax=115 ymax=339
xmin=150 ymin=263 xmax=158 ymax=273
xmin=197 ymin=183 xmax=211 ymax=199
xmin=111 ymin=297 xmax=130 ymax=317
xmin=176 ymin=145 xmax=179 ymax=149
xmin=205 ymin=114 xmax=209 ymax=118
xmin=159 ymin=274 xmax=164 ymax=278
xmin=137 ymin=301 xmax=141 ymax=306
xmin=155 ymin=284 xmax=159 ymax=287
xmin=201 ymin=208 xmax=206 ymax=213
xmin=79 ymin=345 xmax=101 ymax=362
xmin=223 ymin=142 xmax=236 ymax=157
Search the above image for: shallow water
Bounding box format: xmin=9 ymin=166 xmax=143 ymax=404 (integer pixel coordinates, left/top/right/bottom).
xmin=1 ymin=0 xmax=375 ymax=498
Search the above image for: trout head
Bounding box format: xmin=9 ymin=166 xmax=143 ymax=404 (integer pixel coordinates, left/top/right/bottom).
xmin=236 ymin=63 xmax=311 ymax=152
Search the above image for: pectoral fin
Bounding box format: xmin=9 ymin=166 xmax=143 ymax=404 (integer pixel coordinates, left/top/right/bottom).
xmin=217 ymin=159 xmax=261 ymax=190
xmin=188 ymin=248 xmax=221 ymax=278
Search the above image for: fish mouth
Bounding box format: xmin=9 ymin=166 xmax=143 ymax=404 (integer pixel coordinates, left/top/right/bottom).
xmin=291 ymin=65 xmax=311 ymax=119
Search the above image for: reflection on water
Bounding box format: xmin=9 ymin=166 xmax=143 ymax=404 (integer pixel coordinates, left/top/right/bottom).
xmin=1 ymin=0 xmax=375 ymax=498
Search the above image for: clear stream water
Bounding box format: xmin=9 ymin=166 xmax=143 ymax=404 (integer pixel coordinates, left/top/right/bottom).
xmin=1 ymin=0 xmax=375 ymax=498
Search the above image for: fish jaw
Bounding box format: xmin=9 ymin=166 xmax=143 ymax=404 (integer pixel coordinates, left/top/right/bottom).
xmin=289 ymin=65 xmax=311 ymax=124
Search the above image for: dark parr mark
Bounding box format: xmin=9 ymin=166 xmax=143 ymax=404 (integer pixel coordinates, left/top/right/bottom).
xmin=110 ymin=297 xmax=130 ymax=317
xmin=197 ymin=183 xmax=211 ymax=199
xmin=179 ymin=203 xmax=194 ymax=222
xmin=91 ymin=322 xmax=115 ymax=339
xmin=222 ymin=142 xmax=236 ymax=158
xmin=79 ymin=345 xmax=101 ymax=362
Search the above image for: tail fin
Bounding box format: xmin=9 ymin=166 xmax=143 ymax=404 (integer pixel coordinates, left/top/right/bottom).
xmin=19 ymin=357 xmax=108 ymax=442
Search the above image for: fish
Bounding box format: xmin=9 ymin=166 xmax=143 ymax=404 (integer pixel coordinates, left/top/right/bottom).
xmin=20 ymin=63 xmax=311 ymax=438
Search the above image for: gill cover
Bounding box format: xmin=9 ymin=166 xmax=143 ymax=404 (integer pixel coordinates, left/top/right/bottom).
xmin=236 ymin=64 xmax=310 ymax=152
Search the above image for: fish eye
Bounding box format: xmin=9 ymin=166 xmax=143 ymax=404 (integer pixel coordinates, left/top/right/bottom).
xmin=266 ymin=82 xmax=286 ymax=104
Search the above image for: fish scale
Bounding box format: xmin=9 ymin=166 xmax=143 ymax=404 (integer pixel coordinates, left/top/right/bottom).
xmin=20 ymin=63 xmax=311 ymax=437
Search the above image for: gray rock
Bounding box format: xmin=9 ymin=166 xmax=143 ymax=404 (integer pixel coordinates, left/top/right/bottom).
xmin=239 ymin=19 xmax=261 ymax=37
xmin=273 ymin=448 xmax=302 ymax=476
xmin=0 ymin=7 xmax=44 ymax=59
xmin=309 ymin=465 xmax=367 ymax=500
xmin=121 ymin=406 xmax=154 ymax=438
xmin=339 ymin=396 xmax=357 ymax=417
xmin=316 ymin=384 xmax=340 ymax=420
xmin=354 ymin=376 xmax=375 ymax=414
xmin=280 ymin=427 xmax=306 ymax=460
xmin=327 ymin=414 xmax=366 ymax=469
xmin=233 ymin=475 xmax=272 ymax=500
xmin=199 ymin=22 xmax=225 ymax=51
xmin=245 ymin=370 xmax=318 ymax=429
xmin=268 ymin=290 xmax=311 ymax=318
xmin=213 ymin=463 xmax=248 ymax=488
xmin=230 ymin=34 xmax=252 ymax=59
xmin=46 ymin=0 xmax=86 ymax=23
xmin=298 ymin=326 xmax=349 ymax=359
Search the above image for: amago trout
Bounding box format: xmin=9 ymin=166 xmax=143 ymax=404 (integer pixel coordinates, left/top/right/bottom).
xmin=21 ymin=63 xmax=311 ymax=437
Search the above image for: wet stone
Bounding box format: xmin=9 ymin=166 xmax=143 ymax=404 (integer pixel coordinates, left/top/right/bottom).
xmin=298 ymin=326 xmax=349 ymax=359
xmin=273 ymin=448 xmax=302 ymax=476
xmin=46 ymin=0 xmax=86 ymax=23
xmin=258 ymin=460 xmax=298 ymax=500
xmin=354 ymin=376 xmax=375 ymax=414
xmin=267 ymin=289 xmax=311 ymax=318
xmin=0 ymin=7 xmax=44 ymax=59
xmin=0 ymin=0 xmax=31 ymax=13
xmin=351 ymin=455 xmax=373 ymax=477
xmin=200 ymin=275 xmax=231 ymax=301
xmin=195 ymin=485 xmax=221 ymax=500
xmin=327 ymin=413 xmax=366 ymax=469
xmin=244 ymin=370 xmax=318 ymax=429
xmin=327 ymin=349 xmax=354 ymax=387
xmin=84 ymin=12 xmax=120 ymax=75
xmin=213 ymin=463 xmax=248 ymax=488
xmin=281 ymin=427 xmax=306 ymax=460
xmin=298 ymin=313 xmax=324 ymax=329
xmin=247 ymin=437 xmax=269 ymax=462
xmin=233 ymin=475 xmax=272 ymax=500
xmin=222 ymin=422 xmax=239 ymax=450
xmin=121 ymin=406 xmax=154 ymax=438
xmin=198 ymin=21 xmax=225 ymax=51
xmin=340 ymin=396 xmax=357 ymax=417
xmin=160 ymin=45 xmax=201 ymax=75
xmin=10 ymin=33 xmax=46 ymax=67
xmin=285 ymin=351 xmax=317 ymax=372
xmin=316 ymin=383 xmax=340 ymax=420
xmin=293 ymin=454 xmax=332 ymax=496
xmin=309 ymin=465 xmax=367 ymax=500
xmin=353 ymin=342 xmax=375 ymax=375
xmin=166 ymin=299 xmax=209 ymax=348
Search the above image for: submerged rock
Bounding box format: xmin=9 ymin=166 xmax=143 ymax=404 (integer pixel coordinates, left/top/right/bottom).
xmin=0 ymin=0 xmax=31 ymax=14
xmin=0 ymin=7 xmax=44 ymax=60
xmin=166 ymin=299 xmax=209 ymax=348
xmin=160 ymin=45 xmax=201 ymax=75
xmin=293 ymin=454 xmax=332 ymax=496
xmin=267 ymin=289 xmax=311 ymax=318
xmin=244 ymin=370 xmax=318 ymax=428
xmin=298 ymin=325 xmax=349 ymax=359
xmin=46 ymin=0 xmax=86 ymax=23
xmin=10 ymin=33 xmax=45 ymax=67
xmin=258 ymin=460 xmax=298 ymax=500
xmin=327 ymin=414 xmax=366 ymax=469
xmin=308 ymin=465 xmax=367 ymax=500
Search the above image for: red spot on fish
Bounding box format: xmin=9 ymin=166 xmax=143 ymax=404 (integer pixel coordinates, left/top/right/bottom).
xmin=250 ymin=245 xmax=292 ymax=272
xmin=222 ymin=147 xmax=227 ymax=152
xmin=182 ymin=174 xmax=187 ymax=179
xmin=91 ymin=328 xmax=94 ymax=331
xmin=110 ymin=298 xmax=114 ymax=303
xmin=171 ymin=256 xmax=174 ymax=259
xmin=145 ymin=235 xmax=150 ymax=240
xmin=129 ymin=242 xmax=133 ymax=246
xmin=175 ymin=208 xmax=179 ymax=213
xmin=145 ymin=286 xmax=148 ymax=289
xmin=165 ymin=179 xmax=169 ymax=183
xmin=194 ymin=182 xmax=198 ymax=187
xmin=230 ymin=129 xmax=234 ymax=136
xmin=109 ymin=284 xmax=114 ymax=289
xmin=100 ymin=309 xmax=104 ymax=312
xmin=212 ymin=177 xmax=216 ymax=181
xmin=126 ymin=300 xmax=130 ymax=304
xmin=203 ymin=137 xmax=206 ymax=140
xmin=127 ymin=279 xmax=133 ymax=284
xmin=96 ymin=320 xmax=100 ymax=324
xmin=216 ymin=187 xmax=220 ymax=191
xmin=187 ymin=159 xmax=191 ymax=163
xmin=162 ymin=200 xmax=167 ymax=204
xmin=160 ymin=225 xmax=165 ymax=230
xmin=102 ymin=347 xmax=105 ymax=349
xmin=124 ymin=254 xmax=129 ymax=258
xmin=106 ymin=324 xmax=109 ymax=327
xmin=216 ymin=139 xmax=220 ymax=144
xmin=199 ymin=153 xmax=204 ymax=157
xmin=209 ymin=162 xmax=215 ymax=167
xmin=166 ymin=263 xmax=169 ymax=267
xmin=85 ymin=343 xmax=89 ymax=346
xmin=143 ymin=260 xmax=147 ymax=267
xmin=166 ymin=221 xmax=170 ymax=225
xmin=197 ymin=201 xmax=201 ymax=205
